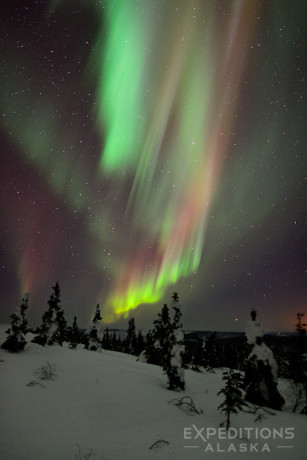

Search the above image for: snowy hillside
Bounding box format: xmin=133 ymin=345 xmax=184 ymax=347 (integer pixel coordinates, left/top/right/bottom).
xmin=0 ymin=325 xmax=306 ymax=459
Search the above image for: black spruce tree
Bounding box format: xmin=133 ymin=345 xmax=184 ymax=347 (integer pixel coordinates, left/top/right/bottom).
xmin=1 ymin=294 xmax=29 ymax=353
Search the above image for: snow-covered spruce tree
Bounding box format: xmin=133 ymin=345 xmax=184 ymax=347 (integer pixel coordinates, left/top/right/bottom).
xmin=32 ymin=282 xmax=67 ymax=346
xmin=85 ymin=304 xmax=103 ymax=351
xmin=218 ymin=369 xmax=247 ymax=430
xmin=1 ymin=294 xmax=29 ymax=353
xmin=68 ymin=316 xmax=80 ymax=349
xmin=165 ymin=292 xmax=185 ymax=391
xmin=124 ymin=318 xmax=137 ymax=355
xmin=244 ymin=308 xmax=284 ymax=410
xmin=152 ymin=303 xmax=174 ymax=368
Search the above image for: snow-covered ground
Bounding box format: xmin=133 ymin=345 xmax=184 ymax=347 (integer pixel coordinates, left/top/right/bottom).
xmin=0 ymin=325 xmax=306 ymax=459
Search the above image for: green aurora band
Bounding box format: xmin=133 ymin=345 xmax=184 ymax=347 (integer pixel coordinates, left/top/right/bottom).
xmin=93 ymin=0 xmax=259 ymax=320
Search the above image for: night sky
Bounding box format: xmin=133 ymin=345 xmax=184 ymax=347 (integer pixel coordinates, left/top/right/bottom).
xmin=0 ymin=0 xmax=306 ymax=332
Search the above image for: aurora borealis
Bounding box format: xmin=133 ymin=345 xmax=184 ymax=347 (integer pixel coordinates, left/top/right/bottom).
xmin=0 ymin=0 xmax=306 ymax=331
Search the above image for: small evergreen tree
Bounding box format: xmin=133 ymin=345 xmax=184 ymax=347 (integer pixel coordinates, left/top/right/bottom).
xmin=153 ymin=304 xmax=171 ymax=366
xmin=85 ymin=304 xmax=103 ymax=351
xmin=32 ymin=282 xmax=67 ymax=346
xmin=124 ymin=318 xmax=137 ymax=355
xmin=51 ymin=307 xmax=67 ymax=346
xmin=1 ymin=294 xmax=29 ymax=353
xmin=68 ymin=316 xmax=80 ymax=349
xmin=244 ymin=308 xmax=284 ymax=410
xmin=85 ymin=325 xmax=99 ymax=351
xmin=93 ymin=304 xmax=102 ymax=323
xmin=296 ymin=312 xmax=306 ymax=337
xmin=164 ymin=292 xmax=185 ymax=391
xmin=218 ymin=369 xmax=247 ymax=430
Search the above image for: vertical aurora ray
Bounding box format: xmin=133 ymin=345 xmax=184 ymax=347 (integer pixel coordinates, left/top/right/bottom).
xmin=94 ymin=0 xmax=259 ymax=321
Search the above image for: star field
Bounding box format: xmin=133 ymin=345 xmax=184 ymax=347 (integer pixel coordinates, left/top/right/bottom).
xmin=0 ymin=0 xmax=306 ymax=331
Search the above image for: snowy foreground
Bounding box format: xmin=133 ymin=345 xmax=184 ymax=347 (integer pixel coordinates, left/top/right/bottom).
xmin=0 ymin=326 xmax=306 ymax=459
